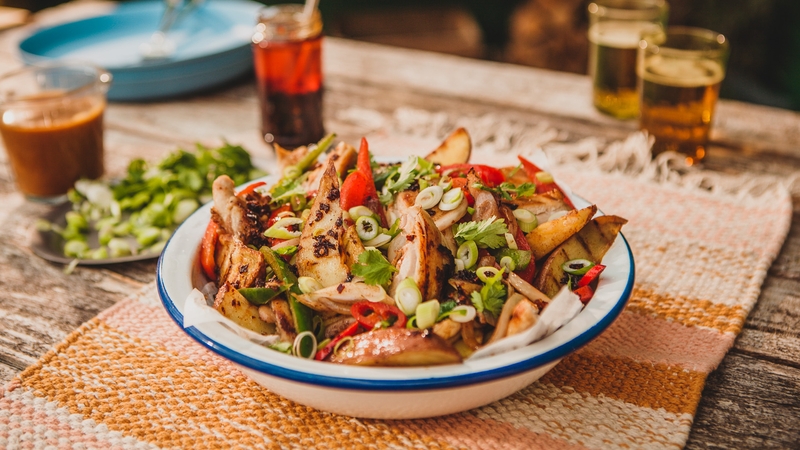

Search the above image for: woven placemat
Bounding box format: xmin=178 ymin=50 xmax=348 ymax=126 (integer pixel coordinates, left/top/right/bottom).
xmin=1 ymin=120 xmax=793 ymax=448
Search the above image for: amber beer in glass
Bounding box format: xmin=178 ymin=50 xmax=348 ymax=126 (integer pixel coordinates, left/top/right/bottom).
xmin=587 ymin=0 xmax=668 ymax=119
xmin=638 ymin=27 xmax=728 ymax=165
xmin=253 ymin=5 xmax=324 ymax=149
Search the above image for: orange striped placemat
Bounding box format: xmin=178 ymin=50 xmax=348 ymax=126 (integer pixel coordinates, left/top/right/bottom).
xmin=1 ymin=140 xmax=793 ymax=449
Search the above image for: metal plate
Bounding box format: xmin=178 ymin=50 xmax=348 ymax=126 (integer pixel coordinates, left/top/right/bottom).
xmin=29 ymin=202 xmax=161 ymax=265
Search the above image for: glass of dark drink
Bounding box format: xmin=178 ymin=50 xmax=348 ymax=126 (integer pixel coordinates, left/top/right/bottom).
xmin=0 ymin=63 xmax=111 ymax=203
xmin=252 ymin=4 xmax=324 ymax=150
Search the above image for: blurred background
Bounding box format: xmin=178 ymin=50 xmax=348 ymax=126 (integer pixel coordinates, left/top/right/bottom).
xmin=6 ymin=0 xmax=799 ymax=111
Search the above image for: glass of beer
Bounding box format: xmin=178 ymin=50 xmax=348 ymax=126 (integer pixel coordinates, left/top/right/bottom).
xmin=638 ymin=27 xmax=728 ymax=165
xmin=588 ymin=0 xmax=668 ymax=119
xmin=0 ymin=63 xmax=111 ymax=203
xmin=252 ymin=4 xmax=324 ymax=150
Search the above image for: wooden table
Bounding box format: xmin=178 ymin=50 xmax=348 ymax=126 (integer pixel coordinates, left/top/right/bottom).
xmin=1 ymin=4 xmax=799 ymax=448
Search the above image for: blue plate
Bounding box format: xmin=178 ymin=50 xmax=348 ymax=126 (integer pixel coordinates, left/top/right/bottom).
xmin=18 ymin=0 xmax=263 ymax=101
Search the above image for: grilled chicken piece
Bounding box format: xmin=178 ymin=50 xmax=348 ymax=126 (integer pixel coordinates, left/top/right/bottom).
xmin=389 ymin=190 xmax=468 ymax=233
xmin=269 ymin=298 xmax=297 ymax=342
xmin=211 ymin=175 xmax=248 ymax=239
xmin=433 ymin=319 xmax=462 ymax=341
xmin=387 ymin=206 xmax=455 ymax=302
xmin=329 ymin=327 xmax=462 ymax=366
xmin=295 ymin=161 xmax=350 ymax=287
xmin=509 ymin=191 xmax=570 ymax=225
xmin=341 ymin=225 xmax=366 ymax=267
xmin=295 ymin=282 xmax=394 ymax=313
xmin=467 ymin=172 xmax=499 ymax=222
xmin=215 ymin=235 xmax=266 ymax=289
xmin=507 ymin=298 xmax=539 ymax=337
xmin=303 ymin=142 xmax=357 ymax=193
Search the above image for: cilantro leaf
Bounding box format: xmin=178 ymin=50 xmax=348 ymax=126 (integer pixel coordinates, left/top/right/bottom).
xmin=351 ymin=249 xmax=397 ymax=285
xmin=453 ymin=216 xmax=509 ymax=249
xmin=469 ymin=268 xmax=507 ymax=317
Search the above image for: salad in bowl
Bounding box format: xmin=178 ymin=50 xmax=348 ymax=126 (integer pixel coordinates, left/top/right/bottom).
xmin=158 ymin=129 xmax=633 ymax=418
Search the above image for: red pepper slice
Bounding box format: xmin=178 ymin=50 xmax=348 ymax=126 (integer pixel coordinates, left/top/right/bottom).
xmin=577 ymin=264 xmax=606 ymax=288
xmin=237 ymin=181 xmax=267 ymax=198
xmin=439 ymin=164 xmax=505 ymax=187
xmin=573 ymin=285 xmax=595 ymax=304
xmin=199 ymin=220 xmax=219 ymax=281
xmin=513 ymin=226 xmax=536 ymax=283
xmin=518 ymin=156 xmax=575 ymax=209
xmin=340 ymin=170 xmax=369 ymax=212
xmin=314 ymin=321 xmax=361 ymax=361
xmin=351 ymin=301 xmax=407 ymax=329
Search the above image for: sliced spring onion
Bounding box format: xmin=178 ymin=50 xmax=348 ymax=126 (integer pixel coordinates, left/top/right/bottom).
xmin=283 ymin=165 xmax=302 ymax=179
xmin=348 ymin=205 xmax=374 ymax=221
xmin=467 ymin=206 xmax=475 ymax=215
xmin=456 ymin=240 xmax=478 ymax=269
xmin=454 ymin=258 xmax=465 ymax=271
xmin=504 ymin=232 xmax=518 ymax=250
xmin=499 ymin=256 xmax=516 ymax=272
xmin=356 ymin=216 xmax=379 ymax=241
xmin=438 ymin=179 xmax=452 ymax=191
xmin=562 ymin=259 xmax=595 ymax=275
xmin=264 ymin=217 xmax=303 ymax=239
xmin=395 ymin=277 xmax=422 ymax=316
xmin=495 ymin=248 xmax=531 ymax=271
xmin=298 ymin=276 xmax=323 ymax=294
xmin=414 ymin=185 xmax=444 ymax=210
xmin=513 ymin=208 xmax=538 ymax=233
xmin=418 ymin=179 xmax=429 ymax=191
xmin=301 ymin=209 xmax=312 ymax=221
xmin=290 ymin=194 xmax=307 ymax=211
xmin=415 ymin=300 xmax=441 ymax=329
xmin=535 ymin=171 xmax=555 ymax=184
xmin=405 ymin=315 xmax=418 ymax=329
xmin=449 ymin=305 xmax=477 ymax=323
xmin=362 ymin=233 xmax=392 ymax=248
xmin=333 ymin=336 xmax=354 ymax=355
xmin=64 ymin=240 xmax=89 ymax=258
xmin=292 ymin=331 xmax=317 ymax=359
xmin=476 ymin=266 xmax=501 ymax=283
xmin=439 ymin=188 xmax=464 ymax=211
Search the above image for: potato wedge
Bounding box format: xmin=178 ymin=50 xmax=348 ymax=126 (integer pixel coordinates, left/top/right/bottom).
xmin=214 ymin=282 xmax=275 ymax=335
xmin=526 ymin=205 xmax=597 ymax=260
xmin=424 ymin=127 xmax=471 ymax=165
xmin=534 ymin=215 xmax=627 ymax=298
xmin=329 ymin=327 xmax=462 ymax=366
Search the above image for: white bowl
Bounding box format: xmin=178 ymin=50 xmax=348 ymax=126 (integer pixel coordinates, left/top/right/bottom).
xmin=157 ymin=179 xmax=634 ymax=419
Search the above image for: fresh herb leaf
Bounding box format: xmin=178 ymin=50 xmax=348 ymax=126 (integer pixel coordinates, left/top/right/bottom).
xmin=473 ymin=181 xmax=537 ymax=201
xmin=351 ymin=249 xmax=398 ymax=286
xmin=380 ymin=156 xmax=436 ymax=204
xmin=469 ymin=268 xmax=506 ymax=317
xmin=453 ymin=216 xmax=509 ymax=249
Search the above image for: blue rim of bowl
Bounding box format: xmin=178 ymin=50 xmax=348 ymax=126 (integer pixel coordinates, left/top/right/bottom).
xmin=157 ymin=223 xmax=635 ymax=391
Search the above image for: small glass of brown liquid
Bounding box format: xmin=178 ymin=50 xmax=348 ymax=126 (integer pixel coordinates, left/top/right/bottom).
xmin=0 ymin=63 xmax=111 ymax=203
xmin=252 ymin=4 xmax=324 ymax=150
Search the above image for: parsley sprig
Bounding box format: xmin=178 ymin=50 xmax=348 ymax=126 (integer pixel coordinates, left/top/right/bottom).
xmin=453 ymin=216 xmax=509 ymax=249
xmin=470 ymin=268 xmax=506 ymax=317
xmin=351 ymin=249 xmax=398 ymax=286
